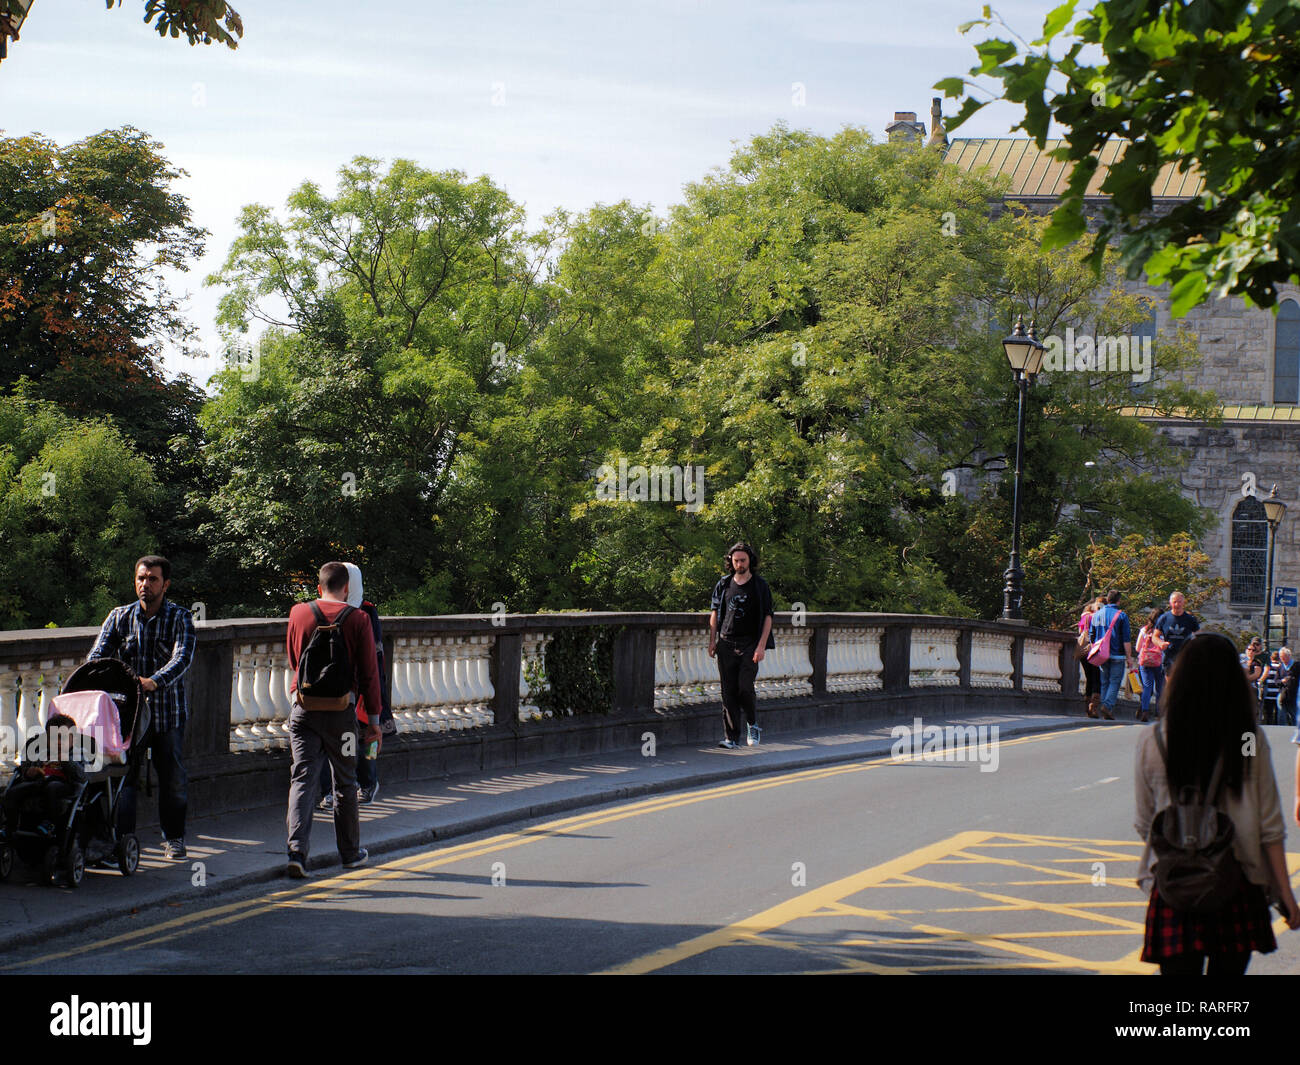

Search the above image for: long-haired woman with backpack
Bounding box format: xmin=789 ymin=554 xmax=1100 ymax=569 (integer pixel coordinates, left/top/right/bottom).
xmin=1135 ymin=632 xmax=1300 ymax=974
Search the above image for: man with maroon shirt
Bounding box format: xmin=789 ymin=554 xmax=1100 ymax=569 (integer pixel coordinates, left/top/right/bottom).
xmin=284 ymin=561 xmax=383 ymax=878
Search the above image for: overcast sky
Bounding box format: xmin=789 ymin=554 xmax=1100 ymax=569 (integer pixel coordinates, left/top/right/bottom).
xmin=1 ymin=0 xmax=1050 ymax=385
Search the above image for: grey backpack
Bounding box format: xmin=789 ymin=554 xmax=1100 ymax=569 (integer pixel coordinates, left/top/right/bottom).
xmin=1149 ymin=725 xmax=1244 ymax=913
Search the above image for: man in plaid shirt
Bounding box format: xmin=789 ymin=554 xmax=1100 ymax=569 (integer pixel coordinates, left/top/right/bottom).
xmin=88 ymin=555 xmax=196 ymax=859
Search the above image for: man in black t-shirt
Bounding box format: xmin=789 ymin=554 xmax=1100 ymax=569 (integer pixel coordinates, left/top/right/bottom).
xmin=1154 ymin=591 xmax=1200 ymax=682
xmin=708 ymin=541 xmax=775 ymax=748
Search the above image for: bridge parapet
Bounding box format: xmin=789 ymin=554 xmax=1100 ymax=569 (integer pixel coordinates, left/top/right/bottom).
xmin=0 ymin=613 xmax=1079 ymax=817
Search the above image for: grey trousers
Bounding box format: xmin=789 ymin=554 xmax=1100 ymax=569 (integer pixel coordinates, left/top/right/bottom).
xmin=286 ymin=706 xmax=361 ymax=863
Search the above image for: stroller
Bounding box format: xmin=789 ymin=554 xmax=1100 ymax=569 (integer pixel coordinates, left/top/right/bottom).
xmin=0 ymin=658 xmax=150 ymax=887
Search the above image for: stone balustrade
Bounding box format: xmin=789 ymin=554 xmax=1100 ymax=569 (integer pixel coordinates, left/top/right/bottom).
xmin=970 ymin=631 xmax=1014 ymax=689
xmin=825 ymin=626 xmax=885 ymax=692
xmin=1022 ymin=638 xmax=1067 ymax=693
xmin=0 ymin=614 xmax=1078 ymax=792
xmin=909 ymin=626 xmax=962 ymax=687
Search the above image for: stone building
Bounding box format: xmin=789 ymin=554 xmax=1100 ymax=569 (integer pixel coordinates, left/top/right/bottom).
xmin=896 ymin=101 xmax=1299 ymax=638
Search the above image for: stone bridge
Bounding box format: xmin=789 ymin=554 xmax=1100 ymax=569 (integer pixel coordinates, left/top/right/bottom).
xmin=0 ymin=613 xmax=1080 ymax=819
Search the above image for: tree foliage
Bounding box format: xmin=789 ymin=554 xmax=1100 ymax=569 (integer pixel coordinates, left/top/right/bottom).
xmin=199 ymin=126 xmax=1217 ymax=620
xmin=0 ymin=127 xmax=207 ymax=465
xmin=1076 ymin=531 xmax=1226 ymax=624
xmin=200 ymin=158 xmax=555 ymax=612
xmin=0 ymin=127 xmax=208 ymax=623
xmin=939 ymin=0 xmax=1300 ymax=314
xmin=0 ymin=392 xmax=160 ymax=628
xmin=1 ymin=1 xmax=242 ymax=50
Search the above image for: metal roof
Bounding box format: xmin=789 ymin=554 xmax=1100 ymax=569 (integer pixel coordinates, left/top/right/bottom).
xmin=945 ymin=139 xmax=1203 ymax=200
xmin=1121 ymin=405 xmax=1300 ymax=422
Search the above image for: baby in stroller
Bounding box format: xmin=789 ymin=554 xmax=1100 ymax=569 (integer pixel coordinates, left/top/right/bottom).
xmin=2 ymin=713 xmax=87 ymax=840
xmin=0 ymin=657 xmax=146 ymax=887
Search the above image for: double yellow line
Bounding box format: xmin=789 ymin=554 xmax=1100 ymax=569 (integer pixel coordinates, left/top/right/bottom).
xmin=6 ymin=727 xmax=1087 ymax=969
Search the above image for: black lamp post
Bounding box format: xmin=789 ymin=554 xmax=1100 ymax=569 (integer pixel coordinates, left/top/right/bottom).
xmin=1262 ymin=484 xmax=1287 ymax=646
xmin=1001 ymin=315 xmax=1045 ymax=621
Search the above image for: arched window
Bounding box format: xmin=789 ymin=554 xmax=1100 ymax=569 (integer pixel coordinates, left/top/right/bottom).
xmin=1275 ymin=299 xmax=1300 ymax=403
xmin=1231 ymin=496 xmax=1268 ymax=605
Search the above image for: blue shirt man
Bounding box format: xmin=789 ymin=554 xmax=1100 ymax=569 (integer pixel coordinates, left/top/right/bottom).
xmin=88 ymin=555 xmax=196 ymax=859
xmin=1154 ymin=591 xmax=1200 ymax=674
xmin=1089 ymin=592 xmax=1134 ymax=720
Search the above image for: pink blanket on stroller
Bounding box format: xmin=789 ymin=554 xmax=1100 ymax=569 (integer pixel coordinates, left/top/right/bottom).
xmin=48 ymin=690 xmax=128 ymax=762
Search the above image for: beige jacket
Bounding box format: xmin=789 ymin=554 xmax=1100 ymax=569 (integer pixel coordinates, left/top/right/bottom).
xmin=1134 ymin=723 xmax=1286 ymax=894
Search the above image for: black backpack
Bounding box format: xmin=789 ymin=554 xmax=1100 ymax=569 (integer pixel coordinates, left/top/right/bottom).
xmin=296 ymin=603 xmax=356 ymax=710
xmin=1149 ymin=725 xmax=1244 ymax=913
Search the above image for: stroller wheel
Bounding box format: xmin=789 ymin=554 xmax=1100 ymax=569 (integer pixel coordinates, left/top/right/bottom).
xmin=117 ymin=834 xmax=140 ymax=877
xmin=0 ymin=843 xmax=12 ymax=881
xmin=41 ymin=845 xmax=59 ymax=886
xmin=64 ymin=842 xmax=84 ymax=888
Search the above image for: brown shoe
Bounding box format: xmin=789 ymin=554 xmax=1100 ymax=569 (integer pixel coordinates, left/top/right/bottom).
xmin=1099 ymin=704 xmax=1114 ymax=720
xmin=1086 ymin=695 xmax=1100 ymax=719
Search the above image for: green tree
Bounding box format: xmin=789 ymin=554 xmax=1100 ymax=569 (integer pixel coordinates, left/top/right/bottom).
xmin=0 ymin=127 xmax=210 ymax=616
xmin=938 ymin=1 xmax=1300 ymax=314
xmin=200 ymin=125 xmax=1224 ymax=622
xmin=201 ymin=158 xmax=554 ymax=612
xmin=0 ymin=392 xmax=160 ymax=628
xmin=922 ymin=210 xmax=1217 ymax=623
xmin=1074 ymin=532 xmax=1226 ymax=625
xmin=563 ymin=127 xmax=1216 ymax=617
xmin=0 ymin=128 xmax=207 ymax=463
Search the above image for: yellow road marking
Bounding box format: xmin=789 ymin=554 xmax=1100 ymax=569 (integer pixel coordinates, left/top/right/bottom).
xmin=2 ymin=726 xmax=1098 ymax=969
xmin=885 ymin=872 xmax=1148 ymax=932
xmin=598 ymin=831 xmax=995 ymax=974
xmin=908 ymin=923 xmax=1150 ymax=973
xmin=602 ymin=830 xmax=1175 ymax=974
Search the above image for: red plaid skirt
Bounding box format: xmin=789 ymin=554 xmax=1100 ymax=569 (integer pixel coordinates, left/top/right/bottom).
xmin=1142 ymin=882 xmax=1277 ymax=962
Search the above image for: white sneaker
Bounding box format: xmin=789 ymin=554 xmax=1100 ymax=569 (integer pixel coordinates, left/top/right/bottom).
xmin=747 ymin=724 xmax=762 ymax=747
xmin=718 ymin=739 xmax=738 ymax=749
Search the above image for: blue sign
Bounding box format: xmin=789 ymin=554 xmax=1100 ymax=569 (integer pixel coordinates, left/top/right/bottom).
xmin=1274 ymin=586 xmax=1298 ymax=607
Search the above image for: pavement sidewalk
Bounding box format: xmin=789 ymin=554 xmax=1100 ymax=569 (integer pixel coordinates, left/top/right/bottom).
xmin=0 ymin=709 xmax=1098 ymax=950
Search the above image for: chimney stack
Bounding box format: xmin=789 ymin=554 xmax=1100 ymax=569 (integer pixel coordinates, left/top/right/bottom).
xmin=885 ymin=110 xmax=926 ymax=144
xmin=927 ymin=97 xmax=948 ymax=148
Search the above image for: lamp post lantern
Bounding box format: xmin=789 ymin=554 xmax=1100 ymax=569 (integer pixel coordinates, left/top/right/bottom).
xmin=1001 ymin=314 xmax=1045 ymax=621
xmin=1262 ymin=484 xmax=1287 ymax=646
xmin=0 ymin=0 xmax=36 ymax=62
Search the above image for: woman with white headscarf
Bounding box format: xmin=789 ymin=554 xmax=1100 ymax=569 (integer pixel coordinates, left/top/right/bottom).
xmin=319 ymin=563 xmax=392 ymax=807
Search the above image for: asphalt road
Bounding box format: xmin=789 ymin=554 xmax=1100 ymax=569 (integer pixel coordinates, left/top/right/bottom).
xmin=8 ymin=724 xmax=1299 ymax=975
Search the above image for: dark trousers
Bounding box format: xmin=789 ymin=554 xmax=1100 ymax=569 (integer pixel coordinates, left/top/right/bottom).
xmin=287 ymin=707 xmax=361 ymax=863
xmin=318 ymin=738 xmax=377 ymax=798
xmin=117 ymin=724 xmax=187 ymax=841
xmin=717 ymin=638 xmax=759 ymax=743
xmin=1082 ymin=661 xmax=1100 ymax=698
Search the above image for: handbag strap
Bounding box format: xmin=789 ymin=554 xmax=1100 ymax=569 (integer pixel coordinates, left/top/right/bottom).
xmin=1096 ymin=608 xmax=1118 ymax=644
